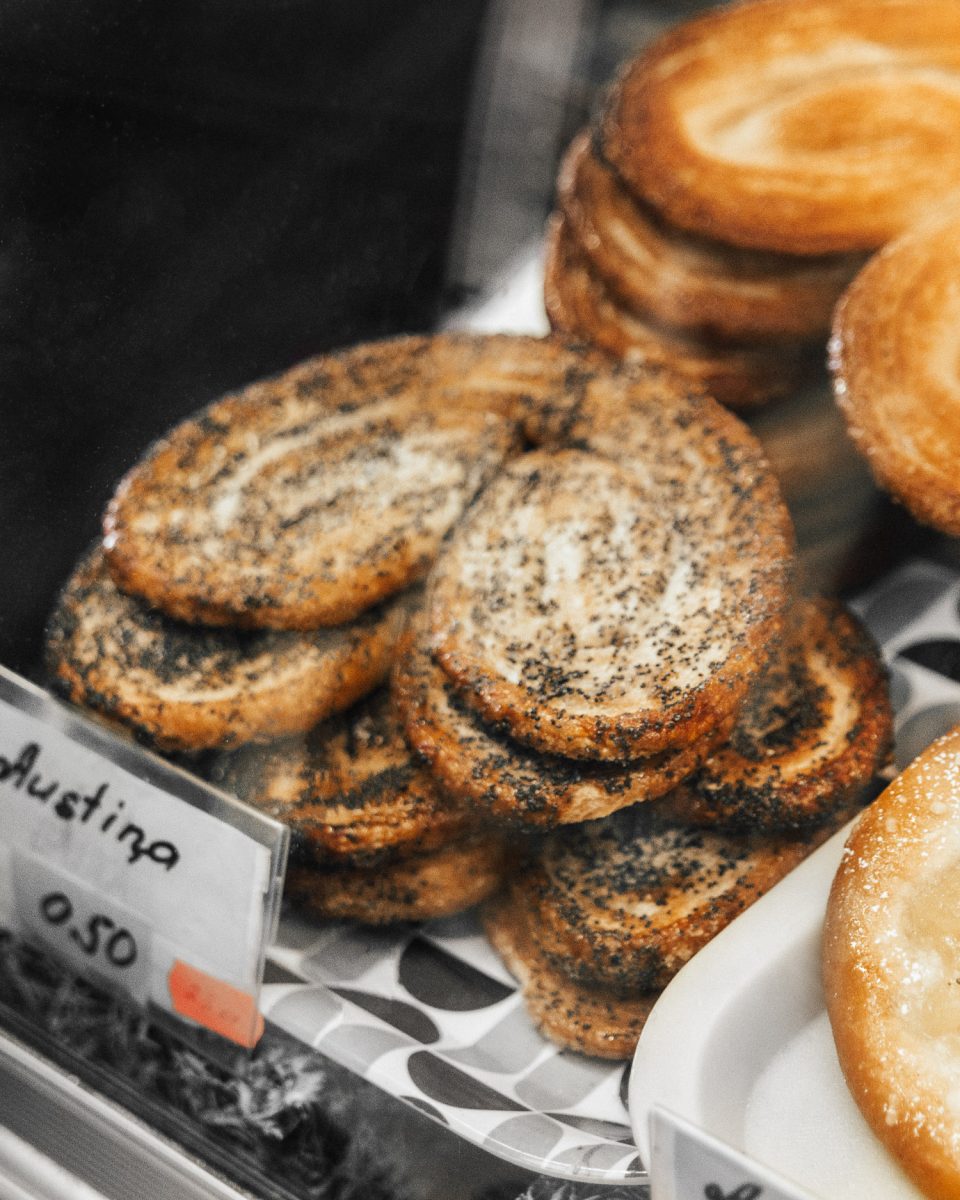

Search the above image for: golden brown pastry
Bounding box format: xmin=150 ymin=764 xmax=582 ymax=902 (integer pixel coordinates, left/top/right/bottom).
xmin=102 ymin=334 xmax=554 ymax=630
xmin=285 ymin=833 xmax=510 ymax=925
xmin=214 ymin=686 xmax=472 ymax=864
xmin=830 ymin=204 xmax=960 ymax=535
xmin=823 ymin=726 xmax=960 ymax=1200
xmin=602 ymin=0 xmax=960 ymax=254
xmin=427 ymin=373 xmax=794 ymax=762
xmin=557 ymin=130 xmax=862 ymax=342
xmin=45 ymin=547 xmax=410 ymax=751
xmin=544 ymin=212 xmax=807 ymax=409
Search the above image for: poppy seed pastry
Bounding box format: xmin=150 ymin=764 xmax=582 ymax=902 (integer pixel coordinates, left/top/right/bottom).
xmin=285 ymin=833 xmax=511 ymax=925
xmin=44 ymin=547 xmax=411 ymax=752
xmin=428 ymin=374 xmax=794 ymax=761
xmin=393 ymin=625 xmax=726 ymax=828
xmin=483 ymin=893 xmax=658 ymax=1060
xmin=102 ymin=334 xmax=540 ymax=630
xmin=668 ymin=597 xmax=893 ymax=834
xmin=214 ymin=686 xmax=473 ymax=865
xmin=512 ymin=803 xmax=833 ymax=995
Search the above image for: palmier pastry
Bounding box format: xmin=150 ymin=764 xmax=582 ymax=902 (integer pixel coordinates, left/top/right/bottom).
xmin=509 ymin=803 xmax=832 ymax=997
xmin=213 ymin=686 xmax=472 ymax=865
xmin=544 ymin=212 xmax=806 ymax=409
xmin=483 ymin=893 xmax=658 ymax=1060
xmin=45 ymin=547 xmax=409 ymax=751
xmin=830 ymin=204 xmax=960 ymax=536
xmin=823 ymin=726 xmax=960 ymax=1200
xmin=668 ymin=597 xmax=892 ymax=834
xmin=285 ymin=833 xmax=510 ymax=925
xmin=103 ymin=334 xmax=543 ymax=630
xmin=393 ymin=626 xmax=725 ymax=828
xmin=428 ymin=372 xmax=793 ymax=762
xmin=601 ymin=0 xmax=960 ymax=255
xmin=557 ymin=131 xmax=861 ymax=343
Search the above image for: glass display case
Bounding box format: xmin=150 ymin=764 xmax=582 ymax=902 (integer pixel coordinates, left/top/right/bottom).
xmin=3 ymin=3 xmax=958 ymax=1199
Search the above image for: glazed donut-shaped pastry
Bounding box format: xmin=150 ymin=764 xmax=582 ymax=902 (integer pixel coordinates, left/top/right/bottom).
xmin=427 ymin=365 xmax=794 ymax=761
xmin=544 ymin=212 xmax=808 ymax=410
xmin=823 ymin=726 xmax=960 ymax=1200
xmin=557 ymin=131 xmax=862 ymax=342
xmin=830 ymin=204 xmax=960 ymax=536
xmin=602 ymin=0 xmax=960 ymax=254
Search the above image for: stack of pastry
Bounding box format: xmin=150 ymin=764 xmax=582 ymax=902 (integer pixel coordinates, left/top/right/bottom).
xmin=44 ymin=334 xmax=555 ymax=923
xmin=544 ymin=0 xmax=960 ymax=596
xmin=545 ymin=130 xmax=861 ymax=410
xmin=546 ymin=0 xmax=960 ymax=410
xmin=45 ymin=332 xmax=893 ymax=1057
xmin=477 ymin=596 xmax=891 ymax=1057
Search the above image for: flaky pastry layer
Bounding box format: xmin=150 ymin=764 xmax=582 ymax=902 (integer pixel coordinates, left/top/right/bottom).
xmin=831 ymin=204 xmax=960 ymax=536
xmin=557 ymin=130 xmax=861 ymax=342
xmin=602 ymin=0 xmax=960 ymax=254
xmin=544 ymin=212 xmax=810 ymax=409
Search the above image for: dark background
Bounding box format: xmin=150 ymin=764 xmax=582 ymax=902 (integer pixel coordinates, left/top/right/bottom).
xmin=0 ymin=0 xmax=488 ymax=674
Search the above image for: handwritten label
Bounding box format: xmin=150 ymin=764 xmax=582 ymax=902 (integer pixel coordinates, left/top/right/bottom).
xmin=0 ymin=668 xmax=288 ymax=1046
xmin=649 ymin=1108 xmax=818 ymax=1200
xmin=15 ymin=853 xmax=152 ymax=1003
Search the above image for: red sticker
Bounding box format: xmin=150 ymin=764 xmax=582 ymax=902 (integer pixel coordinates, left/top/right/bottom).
xmin=168 ymin=959 xmax=264 ymax=1048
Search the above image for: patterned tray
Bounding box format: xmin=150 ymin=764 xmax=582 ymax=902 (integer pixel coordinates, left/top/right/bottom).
xmin=263 ymin=913 xmax=641 ymax=1184
xmin=260 ymin=559 xmax=960 ymax=1187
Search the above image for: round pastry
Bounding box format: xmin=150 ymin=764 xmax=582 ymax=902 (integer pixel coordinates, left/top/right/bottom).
xmin=427 ymin=372 xmax=794 ymax=761
xmin=668 ymin=597 xmax=893 ymax=834
xmin=393 ymin=626 xmax=725 ymax=828
xmin=45 ymin=547 xmax=410 ymax=751
xmin=213 ymin=686 xmax=472 ymax=864
xmin=830 ymin=204 xmax=960 ymax=536
xmin=285 ymin=832 xmax=510 ymax=924
xmin=823 ymin=726 xmax=960 ymax=1200
xmin=602 ymin=0 xmax=960 ymax=254
xmin=102 ymin=333 xmax=548 ymax=630
xmin=515 ymin=803 xmax=829 ymax=994
xmin=557 ymin=130 xmax=862 ymax=342
xmin=482 ymin=891 xmax=658 ymax=1060
xmin=544 ymin=212 xmax=807 ymax=409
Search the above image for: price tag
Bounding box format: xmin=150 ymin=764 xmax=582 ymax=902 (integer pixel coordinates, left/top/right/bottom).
xmin=0 ymin=667 xmax=288 ymax=1048
xmin=649 ymin=1107 xmax=819 ymax=1200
